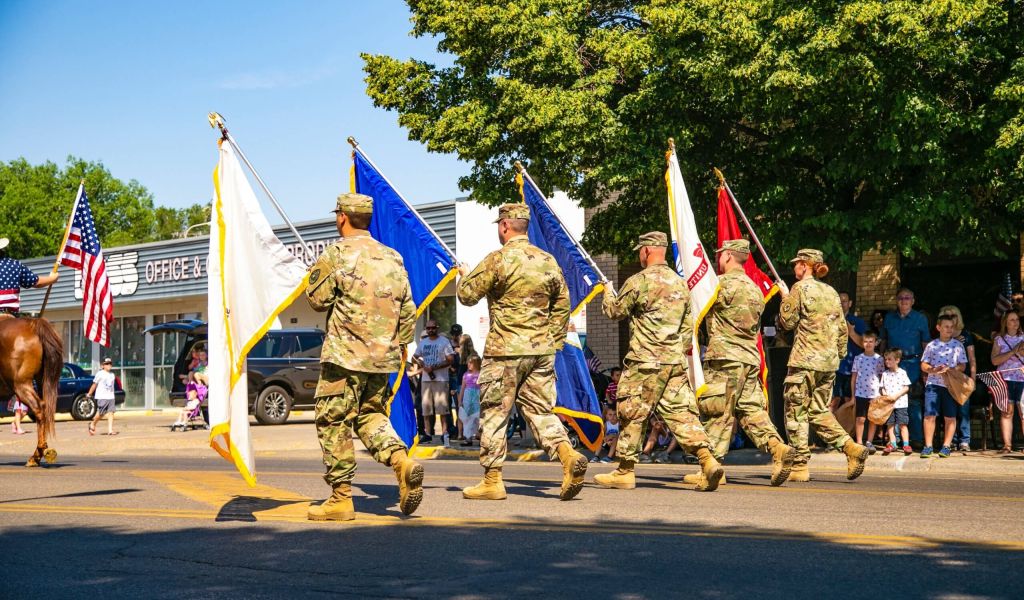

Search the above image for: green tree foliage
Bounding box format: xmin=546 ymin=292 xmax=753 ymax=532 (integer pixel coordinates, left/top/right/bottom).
xmin=364 ymin=0 xmax=1024 ymax=269
xmin=0 ymin=156 xmax=207 ymax=258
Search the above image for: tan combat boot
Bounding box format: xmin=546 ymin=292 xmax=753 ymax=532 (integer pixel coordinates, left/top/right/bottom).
xmin=308 ymin=483 xmax=355 ymax=521
xmin=462 ymin=467 xmax=507 ymax=500
xmin=683 ymin=471 xmax=728 ymax=486
xmin=694 ymin=448 xmax=725 ymax=492
xmin=390 ymin=449 xmax=424 ymax=515
xmin=843 ymin=439 xmax=869 ymax=481
xmin=555 ymin=442 xmax=588 ymax=501
xmin=593 ymin=460 xmax=636 ymax=489
xmin=787 ymin=464 xmax=810 ymax=482
xmin=768 ymin=438 xmax=797 ymax=487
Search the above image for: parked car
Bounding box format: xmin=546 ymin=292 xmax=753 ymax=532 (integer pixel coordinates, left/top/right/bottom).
xmin=1 ymin=362 xmax=126 ymax=421
xmin=144 ymin=320 xmax=324 ymax=425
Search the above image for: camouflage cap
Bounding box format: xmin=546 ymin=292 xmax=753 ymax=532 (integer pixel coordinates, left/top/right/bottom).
xmin=790 ymin=248 xmax=824 ymax=263
xmin=632 ymin=231 xmax=669 ymax=251
xmin=493 ymin=203 xmax=531 ymax=223
xmin=715 ymin=239 xmax=750 ymax=255
xmin=334 ymin=193 xmax=374 ymax=214
xmin=0 ymin=238 xmax=8 ymax=251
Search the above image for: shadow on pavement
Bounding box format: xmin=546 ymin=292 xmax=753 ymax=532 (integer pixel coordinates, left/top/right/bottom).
xmin=0 ymin=488 xmax=143 ymax=504
xmin=3 ymin=516 xmax=1021 ymax=599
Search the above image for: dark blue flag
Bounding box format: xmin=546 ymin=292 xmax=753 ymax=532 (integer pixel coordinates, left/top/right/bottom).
xmin=352 ymin=146 xmax=459 ymax=449
xmin=517 ymin=169 xmax=605 ymax=452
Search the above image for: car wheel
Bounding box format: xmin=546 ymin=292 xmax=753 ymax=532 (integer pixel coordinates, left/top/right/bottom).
xmin=71 ymin=395 xmax=97 ymax=421
xmin=255 ymin=385 xmax=292 ymax=425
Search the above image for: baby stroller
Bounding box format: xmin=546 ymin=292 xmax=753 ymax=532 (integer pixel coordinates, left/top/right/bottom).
xmin=171 ymin=382 xmax=208 ymax=431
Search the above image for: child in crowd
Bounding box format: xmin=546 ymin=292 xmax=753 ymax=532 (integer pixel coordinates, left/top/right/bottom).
xmin=591 ymin=406 xmax=620 ymax=463
xmin=457 ymin=356 xmax=481 ymax=446
xmin=920 ymin=314 xmax=968 ymax=458
xmin=8 ymin=396 xmax=28 ymax=434
xmin=604 ymin=367 xmax=621 ymax=411
xmin=880 ymin=348 xmax=913 ymax=455
xmin=850 ymin=331 xmax=884 ymax=453
xmin=640 ymin=415 xmax=677 ymax=463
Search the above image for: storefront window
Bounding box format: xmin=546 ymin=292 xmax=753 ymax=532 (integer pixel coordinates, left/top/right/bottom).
xmin=428 ymin=296 xmax=456 ymax=337
xmin=152 ymin=313 xmax=193 ymax=408
xmin=98 ymin=317 xmax=145 ymax=408
xmin=63 ymin=320 xmax=91 ymax=369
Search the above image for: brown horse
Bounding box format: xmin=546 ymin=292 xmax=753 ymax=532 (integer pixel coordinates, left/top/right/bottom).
xmin=0 ymin=316 xmax=63 ymax=466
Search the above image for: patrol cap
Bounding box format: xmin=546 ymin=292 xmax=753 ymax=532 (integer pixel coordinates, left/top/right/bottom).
xmin=715 ymin=239 xmax=750 ymax=256
xmin=493 ymin=203 xmax=531 ymax=223
xmin=632 ymin=231 xmax=669 ymax=251
xmin=334 ymin=193 xmax=374 ymax=214
xmin=0 ymin=238 xmax=8 ymax=251
xmin=101 ymin=357 xmax=113 ymax=365
xmin=790 ymin=248 xmax=824 ymax=264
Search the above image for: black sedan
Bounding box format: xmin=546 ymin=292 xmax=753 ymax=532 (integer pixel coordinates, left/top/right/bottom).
xmin=1 ymin=362 xmax=126 ymax=421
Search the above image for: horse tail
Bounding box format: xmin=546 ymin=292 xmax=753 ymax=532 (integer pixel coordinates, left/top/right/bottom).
xmin=32 ymin=318 xmax=64 ymax=438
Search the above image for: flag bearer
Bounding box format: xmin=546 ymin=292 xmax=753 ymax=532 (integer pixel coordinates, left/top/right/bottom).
xmin=457 ymin=203 xmax=588 ymax=501
xmin=683 ymin=239 xmax=796 ymax=488
xmin=593 ymin=232 xmax=725 ymax=492
xmin=777 ymin=249 xmax=868 ymax=482
xmin=305 ymin=193 xmax=423 ymax=521
xmin=0 ymin=237 xmax=59 ymax=317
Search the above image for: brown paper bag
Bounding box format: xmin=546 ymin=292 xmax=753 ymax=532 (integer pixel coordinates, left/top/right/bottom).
xmin=834 ymin=399 xmax=857 ymax=435
xmin=868 ymin=395 xmax=896 ymax=425
xmin=943 ymin=370 xmax=976 ymax=406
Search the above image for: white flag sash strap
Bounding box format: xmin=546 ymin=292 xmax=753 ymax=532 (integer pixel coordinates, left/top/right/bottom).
xmin=665 ymin=142 xmax=720 ymax=396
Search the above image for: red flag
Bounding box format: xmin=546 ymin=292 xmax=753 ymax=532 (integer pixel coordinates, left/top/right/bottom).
xmin=716 ymin=186 xmax=777 ymax=402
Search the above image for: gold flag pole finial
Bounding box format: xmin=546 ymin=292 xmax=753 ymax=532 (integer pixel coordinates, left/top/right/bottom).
xmin=713 ymin=167 xmax=726 ymax=187
xmin=347 ymin=136 xmax=359 ymax=149
xmin=513 ymin=160 xmax=524 ymax=173
xmin=667 ymin=137 xmax=676 ymax=151
xmin=208 ymin=112 xmax=228 ymax=140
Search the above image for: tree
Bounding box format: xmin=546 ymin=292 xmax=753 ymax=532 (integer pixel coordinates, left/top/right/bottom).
xmin=0 ymin=156 xmax=206 ymax=258
xmin=363 ymin=0 xmax=1024 ymax=270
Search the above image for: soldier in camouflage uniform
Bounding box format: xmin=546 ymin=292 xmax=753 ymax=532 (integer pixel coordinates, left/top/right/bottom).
xmin=778 ymin=248 xmax=868 ymax=482
xmin=684 ymin=239 xmax=797 ymax=488
xmin=305 ymin=193 xmax=424 ymax=520
xmin=456 ymin=203 xmax=588 ymax=501
xmin=593 ymin=232 xmax=724 ymax=492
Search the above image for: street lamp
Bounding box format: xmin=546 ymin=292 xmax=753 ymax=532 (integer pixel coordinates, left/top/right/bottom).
xmin=182 ymin=222 xmax=210 ymax=238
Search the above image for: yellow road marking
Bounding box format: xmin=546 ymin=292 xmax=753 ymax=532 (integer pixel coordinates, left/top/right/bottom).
xmin=133 ymin=470 xmax=312 ymax=520
xmin=1 ymin=502 xmax=1023 ymax=551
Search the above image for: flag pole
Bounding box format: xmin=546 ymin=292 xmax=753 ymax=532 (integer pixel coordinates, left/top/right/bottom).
xmin=207 ymin=112 xmax=308 ymax=249
xmin=346 ymin=136 xmax=458 ymax=262
xmin=38 ymin=180 xmax=84 ymax=317
xmin=513 ymin=161 xmax=608 ymax=283
xmin=713 ymin=167 xmax=786 ymax=286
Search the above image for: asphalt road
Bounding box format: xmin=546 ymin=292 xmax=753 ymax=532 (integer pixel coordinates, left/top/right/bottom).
xmin=2 ymin=417 xmax=1023 ymax=599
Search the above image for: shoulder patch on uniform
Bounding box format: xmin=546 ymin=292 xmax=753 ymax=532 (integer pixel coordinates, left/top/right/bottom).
xmin=308 ymin=269 xmax=321 ymax=285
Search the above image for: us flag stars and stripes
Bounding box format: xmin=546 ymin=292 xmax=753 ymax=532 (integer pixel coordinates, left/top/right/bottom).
xmin=0 ymin=256 xmax=40 ymax=312
xmin=60 ymin=185 xmax=113 ymax=346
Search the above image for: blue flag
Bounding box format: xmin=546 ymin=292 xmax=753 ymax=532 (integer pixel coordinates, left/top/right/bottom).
xmin=352 ymin=146 xmax=459 ymax=449
xmin=517 ymin=170 xmax=605 ymax=452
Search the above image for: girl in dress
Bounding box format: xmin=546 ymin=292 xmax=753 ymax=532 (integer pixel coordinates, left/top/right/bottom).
xmin=8 ymin=396 xmax=28 ymax=434
xmin=458 ymin=356 xmax=481 ymax=446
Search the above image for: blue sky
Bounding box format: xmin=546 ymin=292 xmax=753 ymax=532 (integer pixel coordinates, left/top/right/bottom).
xmin=0 ymin=0 xmax=468 ymax=222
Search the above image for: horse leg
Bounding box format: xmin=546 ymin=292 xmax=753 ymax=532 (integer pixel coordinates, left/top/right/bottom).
xmin=15 ymin=382 xmax=51 ymax=467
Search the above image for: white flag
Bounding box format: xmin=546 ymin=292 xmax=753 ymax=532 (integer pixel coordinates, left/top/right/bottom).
xmin=208 ymin=141 xmax=308 ymax=485
xmin=665 ymin=149 xmax=720 ymax=396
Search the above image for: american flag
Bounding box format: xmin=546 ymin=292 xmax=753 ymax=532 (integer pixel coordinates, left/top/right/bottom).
xmin=0 ymin=257 xmax=39 ymax=311
xmin=994 ymin=273 xmax=1014 ymax=318
xmin=60 ymin=185 xmax=113 ymax=346
xmin=977 ymin=369 xmax=1024 ymax=413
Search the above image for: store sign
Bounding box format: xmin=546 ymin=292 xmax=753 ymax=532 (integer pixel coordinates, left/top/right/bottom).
xmin=75 ymin=251 xmax=140 ymax=299
xmin=286 ymin=239 xmax=340 ymax=266
xmin=144 ymin=254 xmax=207 ymax=284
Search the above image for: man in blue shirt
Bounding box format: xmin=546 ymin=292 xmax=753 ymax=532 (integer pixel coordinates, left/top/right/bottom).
xmin=879 ymin=287 xmax=931 ymax=445
xmin=0 ymin=237 xmax=59 ymax=316
xmin=832 ymin=292 xmax=866 ymax=411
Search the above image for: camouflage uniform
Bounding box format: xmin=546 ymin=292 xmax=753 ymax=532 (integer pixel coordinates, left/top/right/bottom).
xmin=306 ymin=195 xmax=416 ymax=487
xmin=602 ymin=241 xmax=712 ymax=462
xmin=778 ymin=250 xmax=850 ymax=466
xmin=700 ymin=258 xmax=783 ymax=459
xmin=456 ymin=206 xmax=571 ymax=469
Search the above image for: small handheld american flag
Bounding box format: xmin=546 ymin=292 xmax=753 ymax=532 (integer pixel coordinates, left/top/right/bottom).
xmin=60 ymin=184 xmax=113 ymax=346
xmin=977 ymin=368 xmax=1024 ymax=413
